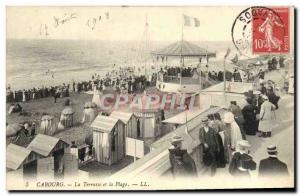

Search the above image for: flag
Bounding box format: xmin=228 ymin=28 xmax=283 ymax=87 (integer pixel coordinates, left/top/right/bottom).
xmin=194 ymin=18 xmax=200 ymax=27
xmin=184 ymin=15 xmax=200 ymax=27
xmin=224 ymin=48 xmax=231 ymax=58
xmin=183 ymin=15 xmax=191 ymax=26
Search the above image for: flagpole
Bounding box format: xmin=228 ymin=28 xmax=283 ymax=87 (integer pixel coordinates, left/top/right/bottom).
xmin=180 ymin=14 xmax=184 ymax=87
xmin=223 ymin=48 xmax=231 ymax=98
xmin=199 ymin=24 xmax=202 ymax=95
xmin=223 ymin=57 xmax=226 ymax=94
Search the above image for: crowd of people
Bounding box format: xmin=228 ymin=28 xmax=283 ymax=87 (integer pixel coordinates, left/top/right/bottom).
xmin=6 ymin=84 xmax=70 ymax=103
xmin=84 ymin=72 xmax=157 ymax=94
xmin=7 ymin=56 xmax=284 ymax=104
xmin=159 ymin=66 xmax=230 ymax=85
xmin=169 ymin=79 xmax=286 ymax=179
xmin=6 ymin=68 xmax=158 ymax=105
xmin=159 ymin=64 xmax=273 ymax=85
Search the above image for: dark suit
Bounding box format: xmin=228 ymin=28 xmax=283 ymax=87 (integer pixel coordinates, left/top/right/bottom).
xmin=199 ymin=127 xmax=220 ymax=176
xmin=258 ymin=157 xmax=289 ymax=177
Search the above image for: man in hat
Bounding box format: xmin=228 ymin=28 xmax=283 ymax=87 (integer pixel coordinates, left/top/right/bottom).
xmin=199 ymin=117 xmax=221 ymax=176
xmin=229 ymin=140 xmax=256 ymax=178
xmin=168 ymin=135 xmax=197 ymax=179
xmin=258 ymin=95 xmax=276 ymax=137
xmin=258 ymin=145 xmax=288 ymax=178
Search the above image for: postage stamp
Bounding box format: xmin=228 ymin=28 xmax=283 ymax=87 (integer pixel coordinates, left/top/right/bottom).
xmin=252 ymin=7 xmax=289 ymax=54
xmin=231 ymin=6 xmax=290 ymax=55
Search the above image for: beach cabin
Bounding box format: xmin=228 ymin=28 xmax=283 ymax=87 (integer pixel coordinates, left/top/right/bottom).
xmin=110 ymin=111 xmax=138 ymax=139
xmin=91 ymin=115 xmax=125 ymax=166
xmin=27 ymin=134 xmax=69 ymax=177
xmin=134 ymin=109 xmax=163 ymax=138
xmin=6 ymin=143 xmax=41 ymax=179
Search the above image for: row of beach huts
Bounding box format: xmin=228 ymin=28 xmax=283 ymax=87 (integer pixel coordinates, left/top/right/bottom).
xmin=7 ymin=108 xmax=165 ymax=180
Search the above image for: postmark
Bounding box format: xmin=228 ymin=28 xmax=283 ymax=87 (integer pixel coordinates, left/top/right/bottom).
xmin=231 ymin=6 xmax=290 ymax=55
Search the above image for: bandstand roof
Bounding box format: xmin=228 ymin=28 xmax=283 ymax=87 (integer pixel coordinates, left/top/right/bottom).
xmin=151 ymin=40 xmax=216 ymax=58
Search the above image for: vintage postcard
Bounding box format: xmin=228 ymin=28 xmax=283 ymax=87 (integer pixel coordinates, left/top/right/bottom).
xmin=6 ymin=6 xmax=295 ymax=190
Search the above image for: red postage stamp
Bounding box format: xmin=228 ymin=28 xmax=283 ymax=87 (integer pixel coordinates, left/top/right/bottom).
xmin=252 ymin=7 xmax=289 ymax=54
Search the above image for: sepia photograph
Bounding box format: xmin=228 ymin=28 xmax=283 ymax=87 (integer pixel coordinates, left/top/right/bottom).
xmin=5 ymin=5 xmax=295 ymax=190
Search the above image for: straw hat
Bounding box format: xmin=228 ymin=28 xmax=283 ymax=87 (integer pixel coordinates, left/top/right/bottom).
xmin=223 ymin=112 xmax=235 ymax=124
xmin=262 ymin=95 xmax=269 ymax=100
xmin=253 ymin=90 xmax=261 ymax=95
xmin=171 ymin=135 xmax=184 ymax=145
xmin=201 ymin=117 xmax=209 ymax=123
xmin=267 ymin=144 xmax=278 ymax=155
xmin=237 ymin=140 xmax=251 ymax=148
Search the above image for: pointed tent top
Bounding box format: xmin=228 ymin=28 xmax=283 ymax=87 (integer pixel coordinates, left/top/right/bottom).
xmin=151 ymin=40 xmax=216 ymax=57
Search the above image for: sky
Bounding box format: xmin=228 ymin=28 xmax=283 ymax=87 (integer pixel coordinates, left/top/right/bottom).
xmin=7 ymin=6 xmax=247 ymax=41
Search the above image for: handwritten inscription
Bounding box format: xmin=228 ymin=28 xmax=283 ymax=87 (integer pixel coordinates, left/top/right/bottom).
xmin=86 ymin=12 xmax=110 ymax=30
xmin=37 ymin=11 xmax=111 ymax=37
xmin=53 ymin=13 xmax=77 ymax=28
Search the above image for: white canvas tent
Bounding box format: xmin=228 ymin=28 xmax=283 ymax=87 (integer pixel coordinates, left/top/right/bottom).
xmin=82 ymin=102 xmax=98 ymax=124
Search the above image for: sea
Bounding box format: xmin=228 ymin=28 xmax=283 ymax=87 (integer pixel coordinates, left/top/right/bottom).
xmin=6 ymin=39 xmax=232 ymax=90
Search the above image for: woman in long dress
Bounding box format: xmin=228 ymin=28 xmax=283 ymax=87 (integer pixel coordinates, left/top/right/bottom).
xmin=223 ymin=112 xmax=243 ymax=151
xmin=22 ymin=90 xmax=26 ymax=102
xmin=242 ymin=98 xmax=258 ymax=135
xmin=213 ymin=112 xmax=231 ymax=164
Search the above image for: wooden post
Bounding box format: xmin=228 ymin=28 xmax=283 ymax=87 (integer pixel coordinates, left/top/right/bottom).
xmin=223 ymin=58 xmax=226 ymax=94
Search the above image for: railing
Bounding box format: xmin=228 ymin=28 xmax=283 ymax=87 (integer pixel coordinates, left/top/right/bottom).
xmin=158 ymin=76 xmax=201 ymax=85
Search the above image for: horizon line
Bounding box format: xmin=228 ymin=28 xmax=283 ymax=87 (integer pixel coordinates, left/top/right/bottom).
xmin=6 ymin=38 xmax=232 ymax=42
